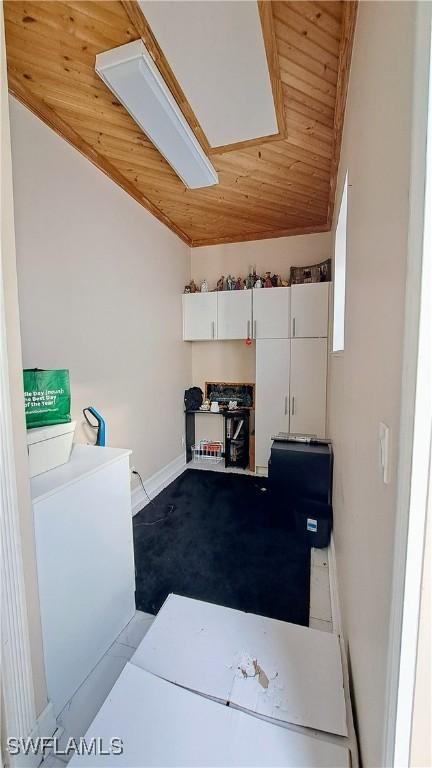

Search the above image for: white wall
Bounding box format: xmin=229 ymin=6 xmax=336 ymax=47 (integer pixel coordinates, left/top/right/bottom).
xmin=10 ymin=98 xmax=191 ymax=485
xmin=327 ymin=3 xmax=415 ymax=766
xmin=191 ymin=340 xmax=256 ymax=392
xmin=191 ymin=233 xmax=331 ymax=391
xmin=191 ymin=233 xmax=331 ymax=289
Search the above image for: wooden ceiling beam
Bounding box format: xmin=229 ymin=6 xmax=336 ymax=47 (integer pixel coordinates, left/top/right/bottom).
xmin=208 ymin=131 xmax=283 ymax=158
xmin=257 ymin=0 xmax=286 ymax=138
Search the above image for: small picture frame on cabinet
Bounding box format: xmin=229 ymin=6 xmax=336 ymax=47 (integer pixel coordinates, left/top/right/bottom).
xmin=290 ymin=259 xmax=332 ymax=285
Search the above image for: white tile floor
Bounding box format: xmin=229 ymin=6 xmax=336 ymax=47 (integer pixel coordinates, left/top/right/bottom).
xmin=309 ymin=547 xmax=333 ymax=632
xmin=44 ymin=612 xmax=155 ymax=766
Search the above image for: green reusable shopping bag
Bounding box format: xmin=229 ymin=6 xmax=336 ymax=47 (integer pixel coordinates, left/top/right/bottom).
xmin=23 ymin=369 xmax=71 ymax=429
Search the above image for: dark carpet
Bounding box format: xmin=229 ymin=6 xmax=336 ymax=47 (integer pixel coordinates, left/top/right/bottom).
xmin=133 ymin=469 xmax=310 ymax=625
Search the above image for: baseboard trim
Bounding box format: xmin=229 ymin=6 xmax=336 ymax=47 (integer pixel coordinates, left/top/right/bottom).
xmin=327 ymin=534 xmax=360 ymax=768
xmin=328 ymin=533 xmax=342 ymax=636
xmin=131 ymin=453 xmax=186 ymax=516
xmin=36 ymin=700 xmax=57 ymax=739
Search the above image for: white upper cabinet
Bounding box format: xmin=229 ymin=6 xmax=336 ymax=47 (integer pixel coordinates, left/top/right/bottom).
xmin=290 ymin=282 xmax=329 ymax=338
xmin=289 ymin=338 xmax=327 ymax=438
xmin=182 ymin=292 xmax=217 ymax=341
xmin=182 ymin=283 xmax=330 ymax=342
xmin=253 ymin=287 xmax=290 ymax=339
xmin=217 ymin=290 xmax=252 ymax=340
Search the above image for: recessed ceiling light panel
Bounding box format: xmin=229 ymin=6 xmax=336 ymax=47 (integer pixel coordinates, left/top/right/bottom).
xmin=95 ymin=40 xmax=218 ymax=189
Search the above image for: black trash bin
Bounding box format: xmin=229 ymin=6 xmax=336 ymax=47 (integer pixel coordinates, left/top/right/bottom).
xmin=295 ymin=499 xmax=333 ymax=549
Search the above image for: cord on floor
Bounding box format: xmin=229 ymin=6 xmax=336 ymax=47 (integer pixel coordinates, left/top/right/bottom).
xmin=132 ymin=469 xmax=174 ymax=526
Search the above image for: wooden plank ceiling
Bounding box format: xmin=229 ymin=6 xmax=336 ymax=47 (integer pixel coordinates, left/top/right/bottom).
xmin=4 ymin=0 xmax=357 ymax=247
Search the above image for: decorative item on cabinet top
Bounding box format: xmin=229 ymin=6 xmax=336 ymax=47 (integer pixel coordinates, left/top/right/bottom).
xmin=184 ymin=279 xmax=198 ymax=294
xmin=185 ymin=272 xmax=286 ymax=293
xmin=205 ymin=382 xmax=255 ymax=410
xmin=183 ymin=259 xmax=331 ymax=294
xmin=290 ymin=259 xmax=331 ymax=286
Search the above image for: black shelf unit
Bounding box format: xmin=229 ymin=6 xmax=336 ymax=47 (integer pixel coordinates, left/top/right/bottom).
xmin=185 ymin=409 xmax=250 ymax=469
xmin=225 ymin=413 xmax=249 ymax=469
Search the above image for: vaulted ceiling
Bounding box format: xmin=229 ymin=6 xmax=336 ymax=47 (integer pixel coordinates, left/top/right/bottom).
xmin=4 ymin=1 xmax=357 ymax=247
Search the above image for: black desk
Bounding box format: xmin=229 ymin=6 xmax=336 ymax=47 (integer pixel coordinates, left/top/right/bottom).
xmin=185 ymin=409 xmax=250 ymax=469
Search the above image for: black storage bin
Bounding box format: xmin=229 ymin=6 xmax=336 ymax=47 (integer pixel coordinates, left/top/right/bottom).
xmin=269 ymin=439 xmax=333 ymax=508
xmin=295 ymin=499 xmax=333 ymax=548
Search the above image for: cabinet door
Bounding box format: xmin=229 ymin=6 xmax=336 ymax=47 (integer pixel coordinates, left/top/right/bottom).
xmin=253 ymin=287 xmax=290 ymax=339
xmin=289 ymin=338 xmax=327 ymax=438
xmin=255 ymin=339 xmax=290 ymax=471
xmin=290 ymin=283 xmax=329 ymax=338
xmin=183 ymin=293 xmax=217 ymax=341
xmin=217 ymin=290 xmax=252 ymax=340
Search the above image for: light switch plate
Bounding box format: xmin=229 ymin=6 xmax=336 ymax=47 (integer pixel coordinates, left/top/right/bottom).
xmin=379 ymin=422 xmax=390 ymax=484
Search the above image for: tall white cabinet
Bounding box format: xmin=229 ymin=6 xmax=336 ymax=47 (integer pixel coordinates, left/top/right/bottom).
xmin=254 ymin=282 xmax=329 ymax=473
xmin=289 ymin=338 xmax=328 ymax=438
xmin=255 ymin=340 xmax=290 ymax=469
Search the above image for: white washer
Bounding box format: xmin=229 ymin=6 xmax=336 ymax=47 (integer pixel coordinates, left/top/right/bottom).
xmin=32 ymin=444 xmax=135 ymax=716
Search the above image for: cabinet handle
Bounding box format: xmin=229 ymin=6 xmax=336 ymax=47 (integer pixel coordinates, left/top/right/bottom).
xmin=211 ymin=320 xmax=215 ymax=339
xmin=247 ymin=320 xmax=251 ymax=339
xmin=254 ymin=320 xmax=257 ymax=339
xmin=291 ymin=396 xmax=295 ymax=415
xmin=292 ymin=317 xmax=296 ymax=337
xmin=284 ymin=395 xmax=288 ymax=415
